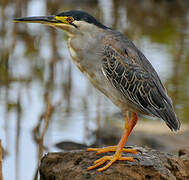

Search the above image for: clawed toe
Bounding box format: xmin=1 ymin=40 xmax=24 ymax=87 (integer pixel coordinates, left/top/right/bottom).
xmin=133 ymin=157 xmax=140 ymax=162
xmin=87 ymin=146 xmax=117 ymax=155
xmin=87 ymin=146 xmax=141 ymax=155
xmin=136 ymin=149 xmax=142 ymax=155
xmin=94 ymin=156 xmax=110 ymax=164
xmin=87 ymin=154 xmax=136 ymax=172
xmin=124 ymin=146 xmax=143 ymax=155
xmin=87 ymin=156 xmax=111 ymax=171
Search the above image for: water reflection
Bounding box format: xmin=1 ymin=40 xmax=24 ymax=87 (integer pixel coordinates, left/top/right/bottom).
xmin=0 ymin=0 xmax=189 ymax=180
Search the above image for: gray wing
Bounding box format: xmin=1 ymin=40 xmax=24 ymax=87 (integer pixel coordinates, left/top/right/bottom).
xmin=102 ymin=44 xmax=180 ymax=131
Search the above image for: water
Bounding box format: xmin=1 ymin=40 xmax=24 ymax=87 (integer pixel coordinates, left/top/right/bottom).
xmin=0 ymin=0 xmax=189 ymax=179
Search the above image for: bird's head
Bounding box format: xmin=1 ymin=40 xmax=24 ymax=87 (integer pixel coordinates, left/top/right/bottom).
xmin=14 ymin=10 xmax=108 ymax=37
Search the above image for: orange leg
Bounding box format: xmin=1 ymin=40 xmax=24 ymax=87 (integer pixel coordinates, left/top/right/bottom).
xmin=87 ymin=112 xmax=138 ymax=172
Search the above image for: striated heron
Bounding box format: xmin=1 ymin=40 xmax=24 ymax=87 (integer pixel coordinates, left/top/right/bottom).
xmin=14 ymin=10 xmax=180 ymax=172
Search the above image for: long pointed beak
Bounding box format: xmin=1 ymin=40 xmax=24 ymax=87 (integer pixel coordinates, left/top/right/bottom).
xmin=13 ymin=15 xmax=76 ymax=36
xmin=13 ymin=15 xmax=58 ymax=24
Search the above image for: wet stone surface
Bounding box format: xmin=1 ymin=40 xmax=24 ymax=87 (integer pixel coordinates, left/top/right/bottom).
xmin=39 ymin=147 xmax=189 ymax=180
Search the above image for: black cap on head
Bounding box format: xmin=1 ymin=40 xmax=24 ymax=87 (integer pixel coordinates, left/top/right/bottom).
xmin=57 ymin=10 xmax=108 ymax=29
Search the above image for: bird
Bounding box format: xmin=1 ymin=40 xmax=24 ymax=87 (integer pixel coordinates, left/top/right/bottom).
xmin=14 ymin=10 xmax=180 ymax=172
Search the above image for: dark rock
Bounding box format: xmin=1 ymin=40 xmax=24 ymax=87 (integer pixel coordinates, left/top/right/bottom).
xmin=39 ymin=147 xmax=189 ymax=180
xmin=55 ymin=141 xmax=89 ymax=150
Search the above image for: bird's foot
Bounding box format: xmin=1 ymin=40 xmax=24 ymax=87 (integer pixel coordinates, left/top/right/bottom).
xmin=87 ymin=146 xmax=138 ymax=172
xmin=87 ymin=152 xmax=134 ymax=172
xmin=87 ymin=146 xmax=138 ymax=155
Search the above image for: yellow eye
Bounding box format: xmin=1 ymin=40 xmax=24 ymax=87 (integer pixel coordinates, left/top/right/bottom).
xmin=67 ymin=17 xmax=74 ymax=23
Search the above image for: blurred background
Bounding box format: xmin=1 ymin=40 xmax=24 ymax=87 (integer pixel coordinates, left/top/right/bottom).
xmin=0 ymin=0 xmax=189 ymax=179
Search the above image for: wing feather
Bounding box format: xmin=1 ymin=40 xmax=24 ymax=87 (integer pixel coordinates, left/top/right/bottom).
xmin=102 ymin=44 xmax=180 ymax=131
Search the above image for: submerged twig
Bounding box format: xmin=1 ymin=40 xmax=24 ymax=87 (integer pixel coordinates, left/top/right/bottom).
xmin=38 ymin=94 xmax=52 ymax=166
xmin=0 ymin=140 xmax=3 ymax=180
xmin=95 ymin=97 xmax=101 ymax=144
xmin=33 ymin=94 xmax=53 ymax=180
xmin=15 ymin=93 xmax=22 ymax=180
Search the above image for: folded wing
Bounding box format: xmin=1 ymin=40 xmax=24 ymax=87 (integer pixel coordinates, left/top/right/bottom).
xmin=102 ymin=45 xmax=180 ymax=131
